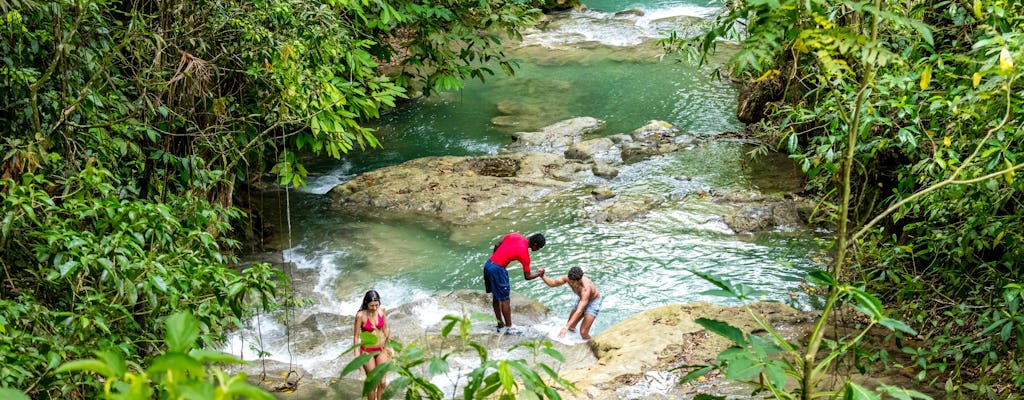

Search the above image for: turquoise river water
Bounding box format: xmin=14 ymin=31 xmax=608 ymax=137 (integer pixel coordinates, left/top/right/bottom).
xmin=224 ymin=0 xmax=830 ymax=387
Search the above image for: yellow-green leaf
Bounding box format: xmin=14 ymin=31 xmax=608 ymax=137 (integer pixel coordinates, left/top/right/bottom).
xmin=943 ymin=136 xmax=951 ymax=147
xmin=974 ymin=0 xmax=983 ymax=19
xmin=920 ymin=65 xmax=931 ymax=90
xmin=972 ymin=72 xmax=982 ymax=88
xmin=755 ymin=69 xmax=780 ymax=82
xmin=999 ymin=47 xmax=1014 ymax=72
xmin=1004 ymin=158 xmax=1014 ymax=184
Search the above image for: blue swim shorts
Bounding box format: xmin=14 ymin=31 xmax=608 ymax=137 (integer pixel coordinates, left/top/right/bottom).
xmin=573 ymin=296 xmax=603 ymax=317
xmin=483 ymin=259 xmax=510 ymax=301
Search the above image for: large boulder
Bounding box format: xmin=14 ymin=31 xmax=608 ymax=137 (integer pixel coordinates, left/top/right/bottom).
xmin=328 ymin=118 xmax=621 ymax=225
xmin=327 ymin=153 xmax=595 ymax=224
xmin=559 ymin=302 xmax=816 ymax=400
xmin=507 ymin=116 xmax=606 ymax=154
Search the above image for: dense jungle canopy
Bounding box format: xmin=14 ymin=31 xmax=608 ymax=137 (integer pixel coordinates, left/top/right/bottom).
xmin=1 ymin=0 xmax=1023 ymax=398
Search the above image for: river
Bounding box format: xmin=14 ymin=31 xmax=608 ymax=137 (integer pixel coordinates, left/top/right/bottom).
xmin=224 ymin=0 xmax=829 ymax=389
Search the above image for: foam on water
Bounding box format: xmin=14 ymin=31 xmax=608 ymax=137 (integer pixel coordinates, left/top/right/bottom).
xmin=520 ymin=4 xmax=720 ymax=47
xmin=299 ymin=160 xmax=354 ymax=195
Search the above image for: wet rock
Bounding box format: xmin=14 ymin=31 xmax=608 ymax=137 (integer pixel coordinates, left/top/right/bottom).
xmin=490 ymin=115 xmax=522 ymax=127
xmin=607 ymin=134 xmax=632 ymax=144
xmin=327 ymin=153 xmax=588 ymax=225
xmin=508 ymin=116 xmax=605 ymax=154
xmin=587 ymin=195 xmax=663 ymax=223
xmin=616 ymin=120 xmax=687 ymax=163
xmin=591 ymin=162 xmax=619 ymax=179
xmin=614 ymin=9 xmax=645 ymax=17
xmin=591 ymin=186 xmax=616 ymax=201
xmin=721 ymin=198 xmax=806 ymax=234
xmin=559 ymin=302 xmax=817 ymax=400
xmin=565 ymin=137 xmax=620 ymax=164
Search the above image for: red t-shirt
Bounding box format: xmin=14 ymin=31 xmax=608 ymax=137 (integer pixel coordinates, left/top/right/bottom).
xmin=489 ymin=233 xmax=531 ymax=274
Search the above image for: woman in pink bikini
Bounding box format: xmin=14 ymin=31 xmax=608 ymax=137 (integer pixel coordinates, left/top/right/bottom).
xmin=352 ymin=290 xmax=390 ymax=400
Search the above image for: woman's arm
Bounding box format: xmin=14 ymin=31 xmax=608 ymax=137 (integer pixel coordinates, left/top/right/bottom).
xmin=353 ymin=311 xmax=362 ymax=356
xmin=381 ymin=307 xmax=390 ymax=345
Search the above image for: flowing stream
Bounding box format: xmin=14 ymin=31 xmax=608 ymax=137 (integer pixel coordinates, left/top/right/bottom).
xmin=225 ymin=0 xmax=829 ymax=391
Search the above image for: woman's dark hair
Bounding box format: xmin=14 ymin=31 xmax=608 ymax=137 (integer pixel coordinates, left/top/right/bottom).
xmin=360 ymin=290 xmax=381 ymax=310
xmin=568 ymin=266 xmax=584 ymax=281
xmin=528 ymin=233 xmax=546 ymax=250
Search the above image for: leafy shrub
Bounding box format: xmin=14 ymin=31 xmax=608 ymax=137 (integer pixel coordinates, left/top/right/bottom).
xmin=342 ymin=313 xmax=576 ymax=399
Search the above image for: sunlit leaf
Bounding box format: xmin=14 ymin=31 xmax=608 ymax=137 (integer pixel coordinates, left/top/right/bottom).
xmin=919 ymin=64 xmax=931 ymax=90
xmin=999 ymin=47 xmax=1014 ymax=72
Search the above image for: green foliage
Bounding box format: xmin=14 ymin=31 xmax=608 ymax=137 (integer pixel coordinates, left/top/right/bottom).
xmin=681 ymin=270 xmax=928 ymax=400
xmin=0 ymin=168 xmax=288 ymax=398
xmin=1 ymin=0 xmax=538 ymax=398
xmin=664 ymin=0 xmax=1024 ymax=396
xmin=341 ymin=313 xmax=575 ymax=400
xmin=360 ymin=0 xmax=541 ymax=97
xmin=52 ymin=312 xmax=274 ymax=400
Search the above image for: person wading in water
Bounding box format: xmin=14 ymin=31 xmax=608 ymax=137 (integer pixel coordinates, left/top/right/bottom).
xmin=541 ymin=266 xmax=602 ymax=340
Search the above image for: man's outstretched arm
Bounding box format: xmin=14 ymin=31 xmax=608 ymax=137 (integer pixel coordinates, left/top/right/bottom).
xmin=541 ymin=274 xmax=567 ymax=287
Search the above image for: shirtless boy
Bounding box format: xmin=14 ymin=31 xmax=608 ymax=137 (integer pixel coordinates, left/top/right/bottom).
xmin=541 ymin=266 xmax=602 ymax=339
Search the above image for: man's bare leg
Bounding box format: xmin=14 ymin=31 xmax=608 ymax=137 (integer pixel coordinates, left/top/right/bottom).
xmin=492 ymin=298 xmax=504 ymax=328
xmin=579 ymin=314 xmax=597 ymax=340
xmin=500 ymin=299 xmax=512 ymax=327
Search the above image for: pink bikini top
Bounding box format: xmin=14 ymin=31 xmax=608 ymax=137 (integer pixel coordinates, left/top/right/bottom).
xmin=362 ymin=312 xmax=384 ymax=332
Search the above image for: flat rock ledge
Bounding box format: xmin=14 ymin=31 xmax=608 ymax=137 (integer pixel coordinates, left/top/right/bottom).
xmin=559 ymin=302 xmax=816 ymax=400
xmin=326 ymin=117 xmax=705 ymax=226
xmin=327 ymin=152 xmax=594 ymax=225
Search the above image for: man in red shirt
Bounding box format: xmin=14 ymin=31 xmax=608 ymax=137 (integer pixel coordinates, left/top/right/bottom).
xmin=484 ymin=232 xmax=546 ymax=330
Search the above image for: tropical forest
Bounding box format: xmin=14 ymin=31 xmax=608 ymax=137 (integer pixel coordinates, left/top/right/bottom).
xmin=1 ymin=0 xmax=1022 ymax=399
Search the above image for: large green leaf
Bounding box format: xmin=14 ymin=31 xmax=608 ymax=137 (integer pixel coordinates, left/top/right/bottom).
xmin=428 ymin=356 xmax=449 ymax=376
xmin=879 ymin=317 xmax=917 ymax=335
xmin=165 ymin=312 xmax=200 ymax=353
xmin=341 ymin=353 xmax=376 ymax=377
xmin=806 ymin=270 xmax=837 ymax=287
xmin=146 ymin=352 xmax=204 ymax=377
xmin=876 ymin=384 xmax=934 ymax=400
xmin=845 ymin=381 xmax=882 ymax=400
xmin=677 ymin=365 xmax=715 ymax=384
xmin=695 ymin=318 xmax=747 ymax=347
xmin=689 ymin=270 xmax=739 ymax=298
xmin=0 ymin=388 xmax=30 ymax=400
xmin=847 ymin=287 xmax=884 ymax=321
xmin=94 ymin=350 xmax=127 ymax=377
xmin=54 ymin=359 xmax=115 ymax=378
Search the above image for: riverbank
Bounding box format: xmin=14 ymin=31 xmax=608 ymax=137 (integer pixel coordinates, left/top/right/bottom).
xmin=241 ymin=296 xmax=941 ymax=399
